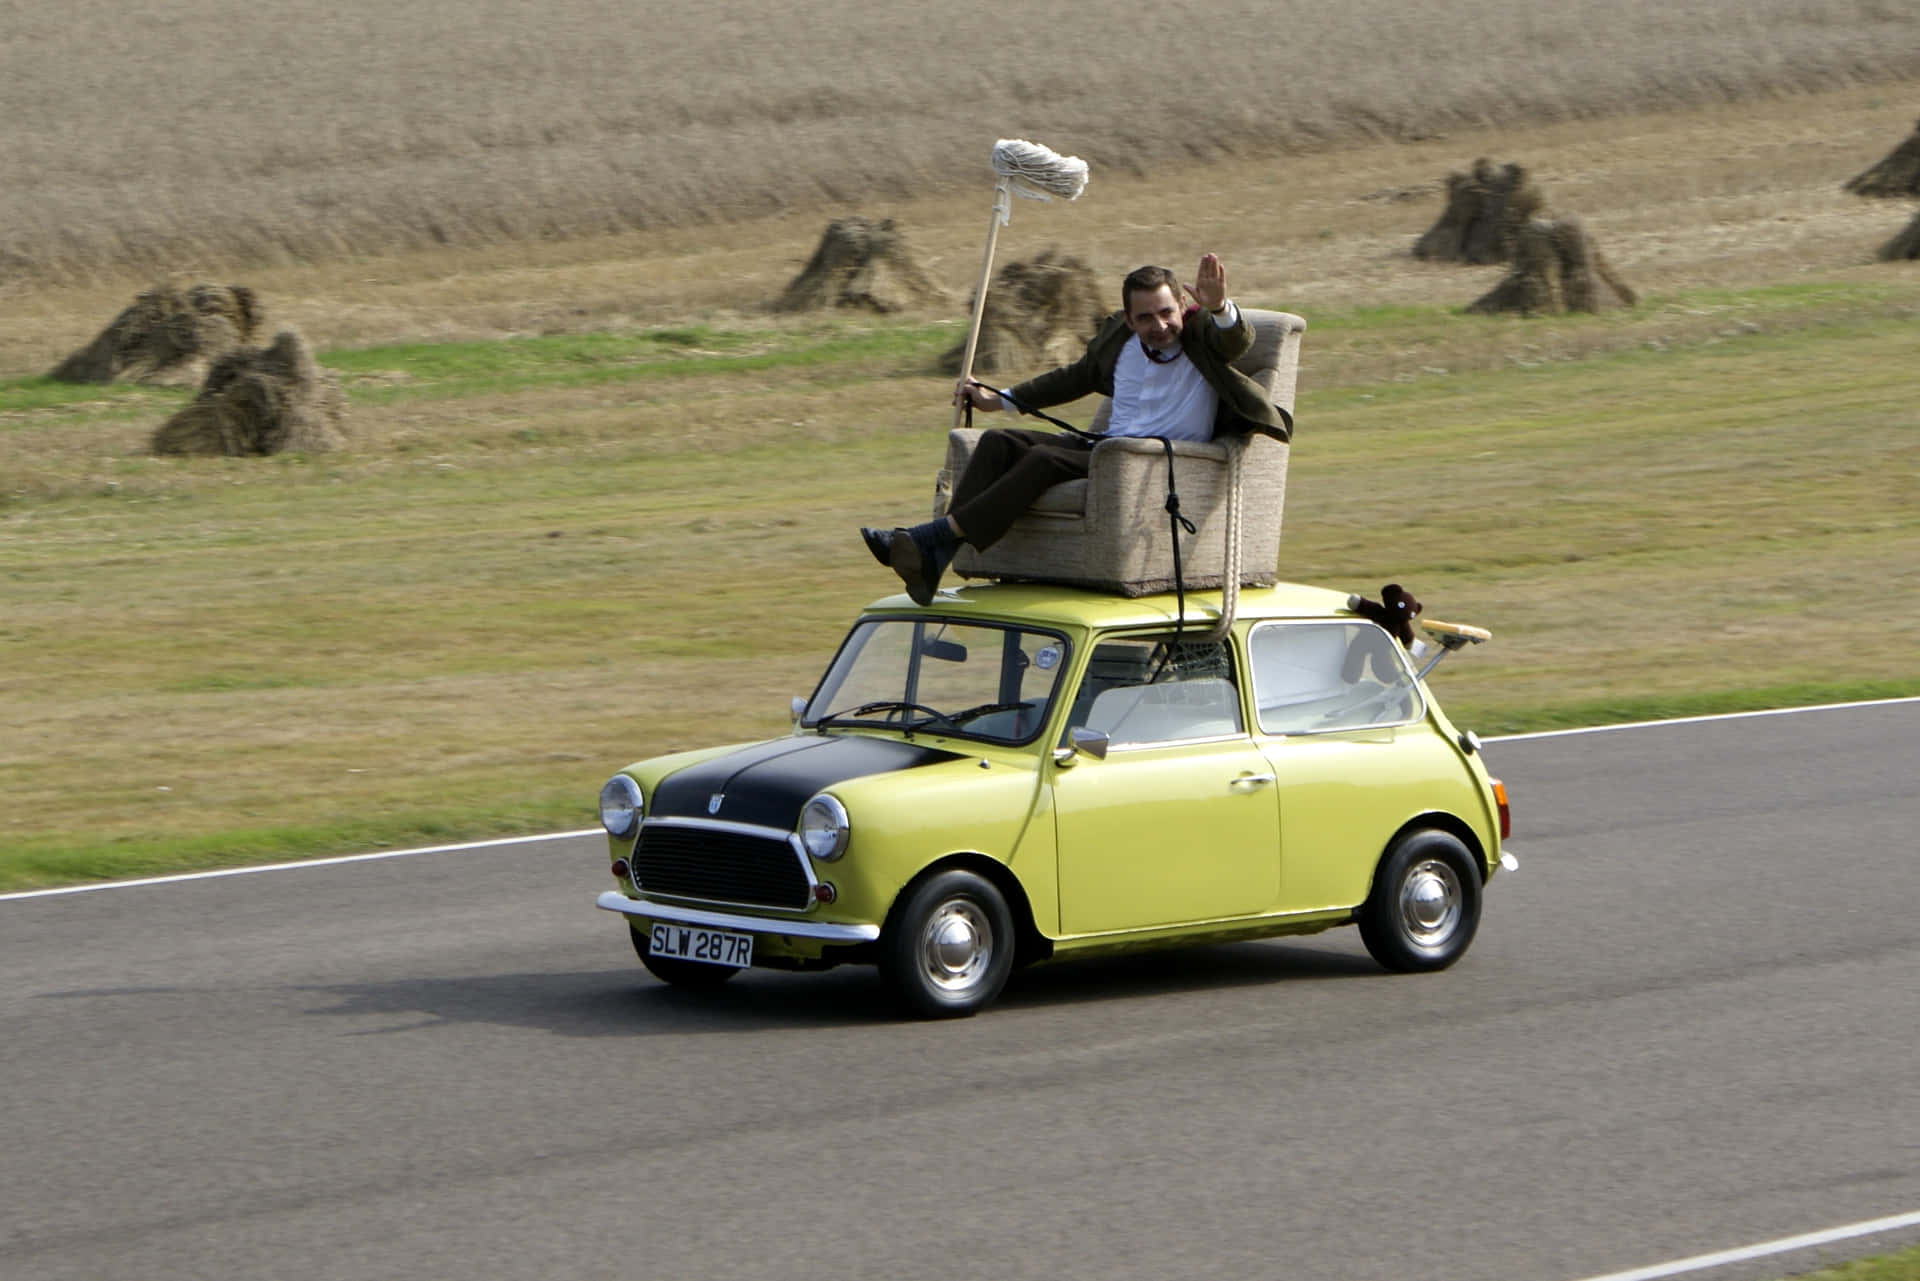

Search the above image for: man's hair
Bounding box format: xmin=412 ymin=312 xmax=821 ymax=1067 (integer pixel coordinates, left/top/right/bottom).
xmin=1121 ymin=265 xmax=1180 ymax=314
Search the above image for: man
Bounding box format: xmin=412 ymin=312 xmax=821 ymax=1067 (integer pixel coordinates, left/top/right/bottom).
xmin=861 ymin=254 xmax=1292 ymax=604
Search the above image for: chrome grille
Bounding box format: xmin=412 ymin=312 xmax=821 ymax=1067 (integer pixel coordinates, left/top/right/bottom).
xmin=630 ymin=822 xmax=812 ymax=910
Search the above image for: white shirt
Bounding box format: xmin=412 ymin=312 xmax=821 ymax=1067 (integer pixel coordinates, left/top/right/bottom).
xmin=1006 ymin=301 xmax=1239 ymax=442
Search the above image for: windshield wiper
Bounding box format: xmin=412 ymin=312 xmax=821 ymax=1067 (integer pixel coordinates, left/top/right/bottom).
xmin=945 ymin=700 xmax=1037 ymax=726
xmin=814 ymin=700 xmax=957 ymax=735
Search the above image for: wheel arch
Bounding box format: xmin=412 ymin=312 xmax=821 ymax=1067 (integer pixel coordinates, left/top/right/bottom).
xmin=1379 ymin=811 xmax=1488 ymax=886
xmin=884 ymin=852 xmax=1054 ymax=969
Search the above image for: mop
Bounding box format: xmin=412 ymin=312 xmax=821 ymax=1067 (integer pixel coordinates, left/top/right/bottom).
xmin=951 ymin=138 xmax=1089 ymax=426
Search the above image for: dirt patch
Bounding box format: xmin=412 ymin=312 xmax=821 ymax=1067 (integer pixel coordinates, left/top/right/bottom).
xmin=1467 ymin=216 xmax=1637 ymax=316
xmin=940 ymin=250 xmax=1106 ymax=376
xmin=773 ymin=216 xmax=949 ymax=313
xmin=1413 ymin=160 xmax=1546 ymax=263
xmin=1844 ymin=118 xmax=1920 ymax=198
xmin=150 ymin=330 xmax=348 ymax=456
xmin=50 ymin=284 xmax=263 ymax=385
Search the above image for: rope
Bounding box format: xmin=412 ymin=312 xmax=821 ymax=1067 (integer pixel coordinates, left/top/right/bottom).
xmin=1196 ymin=437 xmax=1245 ymax=643
xmin=967 ymin=382 xmax=1097 ymax=441
xmin=1155 ymin=436 xmax=1199 ymax=656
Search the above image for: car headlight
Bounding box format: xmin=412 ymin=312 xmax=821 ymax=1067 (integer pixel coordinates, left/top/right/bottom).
xmin=798 ymin=794 xmax=850 ymax=861
xmin=599 ymin=774 xmax=644 ymax=840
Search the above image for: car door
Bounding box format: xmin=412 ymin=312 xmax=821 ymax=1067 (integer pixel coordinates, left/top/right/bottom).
xmin=1052 ymin=636 xmax=1281 ymax=935
xmin=1244 ymin=620 xmax=1433 ymax=912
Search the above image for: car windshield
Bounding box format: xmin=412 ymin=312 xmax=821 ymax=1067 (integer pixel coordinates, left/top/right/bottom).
xmin=802 ymin=617 xmax=1070 ymax=745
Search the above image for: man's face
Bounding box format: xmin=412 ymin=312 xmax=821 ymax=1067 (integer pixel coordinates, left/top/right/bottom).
xmin=1123 ymin=283 xmax=1183 ymax=349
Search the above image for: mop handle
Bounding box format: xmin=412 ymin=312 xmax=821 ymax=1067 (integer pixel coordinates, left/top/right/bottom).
xmin=952 ymin=179 xmax=1012 ymax=428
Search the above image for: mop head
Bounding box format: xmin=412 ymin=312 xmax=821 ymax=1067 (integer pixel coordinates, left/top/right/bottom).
xmin=993 ymin=138 xmax=1089 ymax=202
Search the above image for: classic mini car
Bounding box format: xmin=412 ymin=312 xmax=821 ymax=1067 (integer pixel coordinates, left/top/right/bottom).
xmin=595 ymin=581 xmax=1512 ymax=1017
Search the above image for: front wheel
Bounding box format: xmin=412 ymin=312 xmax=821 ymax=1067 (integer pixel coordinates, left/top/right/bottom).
xmin=881 ymin=869 xmax=1016 ymax=1018
xmin=631 ymin=925 xmax=742 ymax=988
xmin=1358 ymin=830 xmax=1482 ymax=972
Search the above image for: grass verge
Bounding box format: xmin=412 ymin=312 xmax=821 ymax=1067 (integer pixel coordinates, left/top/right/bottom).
xmin=1788 ymin=1244 xmax=1920 ymax=1280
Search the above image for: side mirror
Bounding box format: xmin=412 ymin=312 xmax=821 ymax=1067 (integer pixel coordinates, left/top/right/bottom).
xmin=790 ymin=696 xmax=808 ymax=729
xmin=1052 ymin=726 xmax=1110 ymax=767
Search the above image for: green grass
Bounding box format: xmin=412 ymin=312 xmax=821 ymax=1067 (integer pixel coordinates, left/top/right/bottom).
xmin=0 ymin=321 xmax=960 ymax=428
xmin=0 ymin=376 xmax=187 ymax=420
xmin=1787 ymin=1245 xmax=1920 ymax=1281
xmin=1472 ymin=681 xmax=1918 ymax=737
xmin=1 ymin=281 xmax=1916 ymax=891
xmin=320 ymin=322 xmax=959 ymax=403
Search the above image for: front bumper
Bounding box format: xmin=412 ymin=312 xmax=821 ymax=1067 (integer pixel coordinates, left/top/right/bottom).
xmin=595 ymin=891 xmax=882 ymax=942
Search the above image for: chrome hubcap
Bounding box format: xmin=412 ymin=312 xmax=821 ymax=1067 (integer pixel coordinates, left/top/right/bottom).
xmin=1399 ymin=858 xmax=1461 ymax=945
xmin=920 ymin=900 xmax=992 ymax=992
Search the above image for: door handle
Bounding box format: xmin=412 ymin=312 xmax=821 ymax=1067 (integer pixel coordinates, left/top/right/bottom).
xmin=1229 ymin=772 xmax=1276 ymax=789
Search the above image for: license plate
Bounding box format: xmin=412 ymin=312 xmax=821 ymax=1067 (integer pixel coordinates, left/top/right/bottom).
xmin=649 ymin=922 xmax=753 ymax=968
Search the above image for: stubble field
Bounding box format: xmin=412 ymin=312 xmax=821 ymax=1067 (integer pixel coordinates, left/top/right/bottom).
xmin=1 ymin=3 xmax=1918 ymax=889
xmin=4 ymin=0 xmax=1919 ymax=282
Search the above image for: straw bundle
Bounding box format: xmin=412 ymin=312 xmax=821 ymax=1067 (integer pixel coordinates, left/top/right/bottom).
xmin=1844 ymin=119 xmax=1920 ymax=198
xmin=1467 ymin=216 xmax=1635 ymax=316
xmin=774 ymin=216 xmax=949 ymax=313
xmin=51 ymin=283 xmax=262 ymax=385
xmin=1879 ymin=208 xmax=1920 ymax=260
xmin=939 ymin=250 xmax=1104 ymax=376
xmin=151 ymin=330 xmax=347 ymax=456
xmin=1413 ymin=160 xmax=1543 ymax=264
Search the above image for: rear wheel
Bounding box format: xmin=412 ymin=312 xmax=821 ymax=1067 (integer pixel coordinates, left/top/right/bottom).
xmin=631 ymin=925 xmax=742 ymax=988
xmin=881 ymin=869 xmax=1015 ymax=1018
xmin=1358 ymin=829 xmax=1481 ymax=972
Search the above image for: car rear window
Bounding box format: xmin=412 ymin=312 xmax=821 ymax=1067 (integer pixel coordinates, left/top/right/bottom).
xmin=1247 ymin=621 xmax=1423 ymax=735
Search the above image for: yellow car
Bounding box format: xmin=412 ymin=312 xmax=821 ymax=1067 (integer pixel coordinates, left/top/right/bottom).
xmin=596 ymin=581 xmax=1512 ymax=1017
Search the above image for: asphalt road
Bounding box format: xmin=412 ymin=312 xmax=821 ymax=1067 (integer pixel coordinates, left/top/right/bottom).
xmin=4 ymin=702 xmax=1918 ymax=1281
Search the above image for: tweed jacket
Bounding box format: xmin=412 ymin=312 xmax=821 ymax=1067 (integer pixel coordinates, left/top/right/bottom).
xmin=1006 ymin=306 xmax=1293 ymax=441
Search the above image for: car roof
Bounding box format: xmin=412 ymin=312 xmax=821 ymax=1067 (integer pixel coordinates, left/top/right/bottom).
xmin=860 ymin=580 xmax=1359 ymax=630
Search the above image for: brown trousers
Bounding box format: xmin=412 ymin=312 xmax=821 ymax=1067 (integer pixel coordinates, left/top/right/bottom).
xmin=947 ymin=427 xmax=1097 ymax=550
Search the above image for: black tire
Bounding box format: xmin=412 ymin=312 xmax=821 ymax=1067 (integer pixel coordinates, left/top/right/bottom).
xmin=881 ymin=869 xmax=1016 ymax=1018
xmin=631 ymin=925 xmax=742 ymax=988
xmin=1358 ymin=829 xmax=1482 ymax=972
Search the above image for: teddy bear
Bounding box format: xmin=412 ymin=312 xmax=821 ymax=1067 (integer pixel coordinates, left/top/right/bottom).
xmin=1346 ymin=583 xmax=1423 ymax=648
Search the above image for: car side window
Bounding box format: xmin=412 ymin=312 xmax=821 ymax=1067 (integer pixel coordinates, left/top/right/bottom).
xmin=1248 ymin=621 xmax=1423 ymax=735
xmin=1066 ymin=637 xmax=1243 ymax=747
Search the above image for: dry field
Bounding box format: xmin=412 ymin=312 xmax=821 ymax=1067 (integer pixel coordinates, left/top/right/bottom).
xmin=7 ymin=83 xmax=1920 ymax=380
xmin=2 ymin=0 xmax=1917 ymax=284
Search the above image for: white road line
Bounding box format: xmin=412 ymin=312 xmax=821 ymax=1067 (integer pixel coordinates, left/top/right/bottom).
xmin=0 ymin=830 xmax=601 ymax=902
xmin=1568 ymin=1208 xmax=1920 ymax=1281
xmin=5 ymin=696 xmax=1915 ymax=904
xmin=1488 ymin=695 xmax=1920 ymax=742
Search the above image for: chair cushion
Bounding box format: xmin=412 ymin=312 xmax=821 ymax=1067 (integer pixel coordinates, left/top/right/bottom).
xmin=1028 ymin=478 xmax=1088 ymax=517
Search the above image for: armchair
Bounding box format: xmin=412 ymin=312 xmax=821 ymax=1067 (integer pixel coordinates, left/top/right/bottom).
xmin=933 ymin=309 xmax=1304 ymax=597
